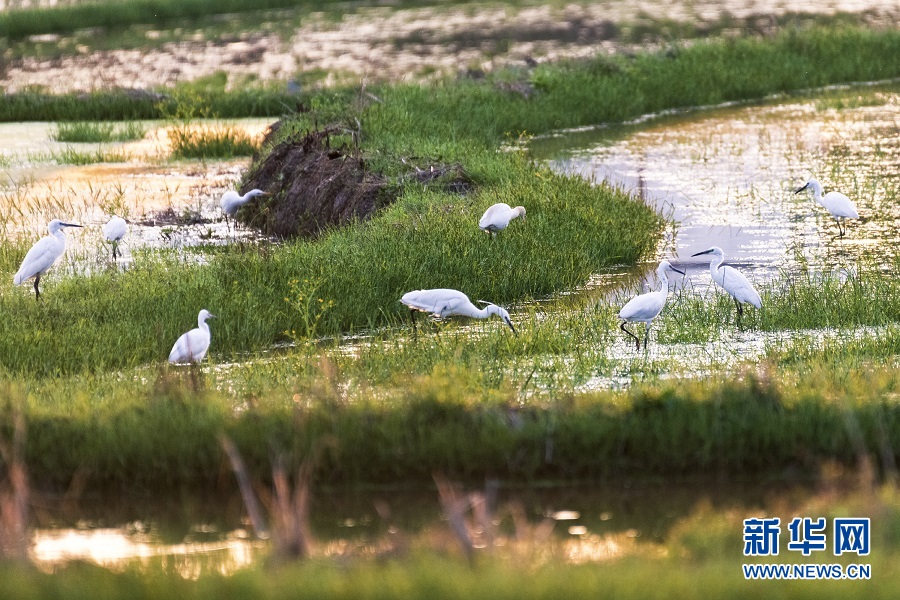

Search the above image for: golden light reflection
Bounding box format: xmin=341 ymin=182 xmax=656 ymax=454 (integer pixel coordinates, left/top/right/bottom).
xmin=30 ymin=528 xmax=266 ymax=578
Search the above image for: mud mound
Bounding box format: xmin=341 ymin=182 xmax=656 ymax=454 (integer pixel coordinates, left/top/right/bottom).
xmin=238 ymin=128 xmax=388 ymax=238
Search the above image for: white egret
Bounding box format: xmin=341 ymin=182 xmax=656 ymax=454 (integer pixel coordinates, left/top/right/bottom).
xmin=479 ymin=203 xmax=526 ymax=235
xmin=691 ymin=246 xmax=761 ymax=329
xmin=103 ymin=215 xmax=127 ymax=260
xmin=220 ymin=189 xmax=269 ymax=230
xmin=168 ymin=309 xmax=217 ymax=364
xmin=794 ymin=178 xmax=858 ymax=237
xmin=400 ymin=288 xmax=517 ymax=335
xmin=618 ymin=260 xmax=684 ymax=351
xmin=13 ymin=219 xmax=82 ymax=299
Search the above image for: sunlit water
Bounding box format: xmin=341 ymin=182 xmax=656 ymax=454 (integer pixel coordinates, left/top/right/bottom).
xmin=28 ymin=480 xmax=813 ymax=574
xmin=532 ymin=84 xmax=900 ymax=286
xmin=524 ymin=84 xmax=900 ymax=380
xmin=0 ymin=119 xmax=273 ymax=270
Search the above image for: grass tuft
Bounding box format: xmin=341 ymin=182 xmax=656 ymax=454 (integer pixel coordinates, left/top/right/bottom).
xmin=51 ymin=121 xmax=146 ymax=143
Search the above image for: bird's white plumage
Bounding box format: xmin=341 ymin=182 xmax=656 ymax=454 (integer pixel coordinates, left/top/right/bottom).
xmin=14 ymin=219 xmax=80 ymax=287
xmin=479 ymin=203 xmax=526 ymax=233
xmin=400 ymin=288 xmax=516 ymax=333
xmin=796 ymin=178 xmax=858 ymax=237
xmin=797 ymin=178 xmax=858 ymax=219
xmin=104 ymin=216 xmax=127 ymax=242
xmin=168 ymin=309 xmax=216 ymax=364
xmin=619 ymin=261 xmax=682 ymax=323
xmin=220 ymin=189 xmax=268 ymax=217
xmin=694 ymin=247 xmax=761 ymax=309
xmin=618 ymin=260 xmax=683 ymax=349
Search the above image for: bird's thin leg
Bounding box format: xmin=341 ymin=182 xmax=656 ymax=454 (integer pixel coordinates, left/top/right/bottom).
xmin=409 ymin=308 xmax=417 ymax=339
xmin=620 ymin=321 xmax=640 ymax=351
xmin=734 ymin=298 xmax=744 ymax=331
xmin=112 ymin=241 xmax=118 ymax=261
xmin=643 ymin=323 xmax=651 ymax=352
xmin=33 ymin=274 xmax=41 ymax=301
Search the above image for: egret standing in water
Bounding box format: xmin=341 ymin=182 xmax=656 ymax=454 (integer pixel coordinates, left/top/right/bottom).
xmin=14 ymin=219 xmax=82 ymax=300
xmin=168 ymin=309 xmax=217 ymax=364
xmin=691 ymin=246 xmax=761 ymax=329
xmin=794 ymin=178 xmax=858 ymax=237
xmin=400 ymin=288 xmax=517 ymax=335
xmin=103 ymin=215 xmax=127 ymax=260
xmin=618 ymin=260 xmax=684 ymax=351
xmin=220 ymin=189 xmax=269 ymax=232
xmin=479 ymin=203 xmax=526 ymax=236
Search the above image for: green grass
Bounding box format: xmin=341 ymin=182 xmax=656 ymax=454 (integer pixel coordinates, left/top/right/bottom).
xmin=3 ymin=26 xmax=900 ymax=126
xmin=45 ymin=146 xmax=131 ymax=165
xmin=51 ymin=121 xmax=147 ymax=143
xmin=7 ymin=356 xmax=900 ymax=489
xmin=169 ymin=123 xmax=259 ymax=159
xmin=0 ymin=162 xmax=659 ymax=375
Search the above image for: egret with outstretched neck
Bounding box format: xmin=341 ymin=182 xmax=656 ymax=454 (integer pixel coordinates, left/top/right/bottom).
xmin=168 ymin=309 xmax=217 ymax=364
xmin=220 ymin=189 xmax=269 ymax=231
xmin=479 ymin=203 xmax=525 ymax=235
xmin=618 ymin=260 xmax=684 ymax=351
xmin=14 ymin=219 xmax=82 ymax=299
xmin=794 ymin=178 xmax=858 ymax=237
xmin=691 ymin=246 xmax=761 ymax=329
xmin=103 ymin=215 xmax=127 ymax=260
xmin=400 ymin=288 xmax=517 ymax=335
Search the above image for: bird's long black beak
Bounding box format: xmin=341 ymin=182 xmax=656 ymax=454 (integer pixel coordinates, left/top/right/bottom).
xmin=505 ymin=318 xmax=518 ymax=336
xmin=671 ymin=267 xmax=686 ymax=276
xmin=794 ymin=183 xmax=809 ymax=194
xmin=62 ymin=223 xmax=83 ymax=228
xmin=691 ymin=249 xmax=713 ymax=257
xmin=208 ymin=313 xmax=217 ymax=319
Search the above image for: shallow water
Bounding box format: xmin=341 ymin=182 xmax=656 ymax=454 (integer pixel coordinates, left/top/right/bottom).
xmin=532 ymin=84 xmax=900 ymax=288
xmin=29 ymin=480 xmax=814 ymax=574
xmin=0 ymin=119 xmax=274 ymax=266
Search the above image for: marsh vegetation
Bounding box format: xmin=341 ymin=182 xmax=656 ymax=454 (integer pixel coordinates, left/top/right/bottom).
xmin=0 ymin=2 xmax=899 ymax=594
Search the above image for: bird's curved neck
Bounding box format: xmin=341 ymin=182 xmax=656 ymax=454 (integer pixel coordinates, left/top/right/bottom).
xmin=459 ymin=303 xmax=489 ymax=319
xmin=809 ymin=183 xmax=823 ymax=202
xmin=198 ymin=318 xmax=210 ymax=331
xmin=709 ymin=255 xmax=724 ymax=272
xmin=656 ymin=271 xmax=670 ymax=293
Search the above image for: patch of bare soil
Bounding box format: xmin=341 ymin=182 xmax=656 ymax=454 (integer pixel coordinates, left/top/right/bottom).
xmin=237 ymin=125 xmax=473 ymax=237
xmin=237 ymin=127 xmax=387 ymax=238
xmin=3 ymin=2 xmax=898 ymax=93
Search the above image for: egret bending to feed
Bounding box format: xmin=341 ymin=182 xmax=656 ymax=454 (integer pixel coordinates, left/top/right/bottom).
xmin=14 ymin=219 xmax=82 ymax=299
xmin=479 ymin=203 xmax=526 ymax=235
xmin=220 ymin=188 xmax=269 ymax=229
xmin=794 ymin=178 xmax=858 ymax=237
xmin=691 ymin=246 xmax=761 ymax=329
xmin=168 ymin=309 xmax=216 ymax=364
xmin=400 ymin=288 xmax=517 ymax=335
xmin=103 ymin=215 xmax=127 ymax=260
xmin=618 ymin=260 xmax=684 ymax=351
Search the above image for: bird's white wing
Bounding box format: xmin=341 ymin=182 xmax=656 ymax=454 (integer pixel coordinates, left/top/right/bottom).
xmin=14 ymin=237 xmax=59 ymax=284
xmin=823 ymin=192 xmax=859 ymax=219
xmin=104 ymin=217 xmax=127 ymax=241
xmin=619 ymin=291 xmax=666 ymax=321
xmin=720 ymin=266 xmax=762 ymax=308
xmin=401 ymin=289 xmax=469 ymax=317
xmin=168 ymin=328 xmax=210 ymax=363
xmin=220 ymin=191 xmax=241 ymax=214
xmin=479 ymin=203 xmax=511 ymax=229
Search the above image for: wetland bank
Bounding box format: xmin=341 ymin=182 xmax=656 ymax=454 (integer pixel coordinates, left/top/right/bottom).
xmin=1 ymin=1 xmax=900 ymax=595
